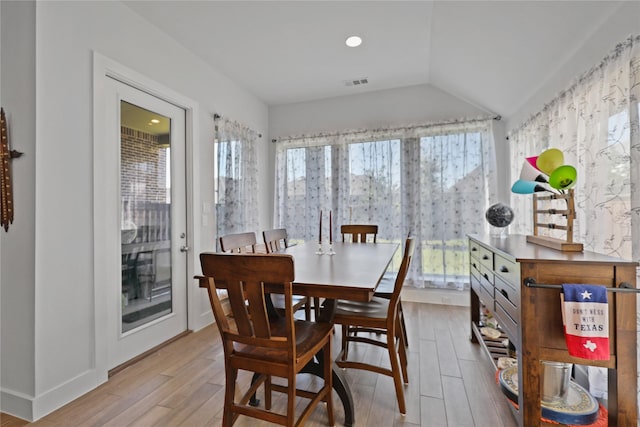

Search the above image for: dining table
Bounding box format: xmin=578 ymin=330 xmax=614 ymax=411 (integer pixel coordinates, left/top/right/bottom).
xmin=260 ymin=241 xmax=400 ymax=426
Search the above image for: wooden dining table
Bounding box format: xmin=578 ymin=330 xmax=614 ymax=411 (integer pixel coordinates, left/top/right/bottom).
xmin=260 ymin=241 xmax=400 ymax=426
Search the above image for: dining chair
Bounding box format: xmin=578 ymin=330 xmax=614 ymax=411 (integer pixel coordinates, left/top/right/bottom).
xmin=262 ymin=228 xmax=313 ymax=321
xmin=262 ymin=228 xmax=289 ymax=253
xmin=372 ymin=230 xmax=413 ymax=348
xmin=341 ymin=224 xmax=410 ymax=346
xmin=219 ymin=231 xmax=258 ymax=253
xmin=373 ymin=274 xmax=410 ymax=348
xmin=197 ymin=252 xmax=335 ymax=427
xmin=332 ymin=237 xmax=416 ymax=414
xmin=340 ymin=224 xmax=378 ymax=243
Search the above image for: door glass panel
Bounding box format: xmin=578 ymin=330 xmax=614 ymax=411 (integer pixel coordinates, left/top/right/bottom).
xmin=120 ymin=101 xmax=172 ymax=333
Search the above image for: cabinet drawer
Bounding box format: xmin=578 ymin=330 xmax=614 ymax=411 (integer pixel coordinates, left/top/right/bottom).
xmin=494 ymin=301 xmax=517 ymax=343
xmin=470 ymin=271 xmax=481 ymax=295
xmin=479 ymin=285 xmax=494 ymax=309
xmin=469 ymin=239 xmax=483 ymax=258
xmin=495 ymin=276 xmax=518 ymax=322
xmin=470 ymin=257 xmax=482 ymax=277
xmin=494 ymin=253 xmax=520 ymax=287
xmin=479 ymin=267 xmax=494 ymax=304
xmin=479 ymin=264 xmax=494 ymax=287
xmin=493 ymin=276 xmax=520 ymax=310
xmin=469 ymin=241 xmax=493 ymax=270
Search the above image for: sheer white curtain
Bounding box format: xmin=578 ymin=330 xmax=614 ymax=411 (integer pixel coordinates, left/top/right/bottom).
xmin=274 ymin=119 xmax=497 ymax=290
xmin=214 ymin=117 xmax=259 ymax=245
xmin=508 ymin=34 xmax=640 ymax=403
xmin=509 ymin=35 xmax=640 ymax=260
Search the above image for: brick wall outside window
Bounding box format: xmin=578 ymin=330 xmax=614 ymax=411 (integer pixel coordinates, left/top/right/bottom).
xmin=121 ymin=126 xmax=170 ymax=243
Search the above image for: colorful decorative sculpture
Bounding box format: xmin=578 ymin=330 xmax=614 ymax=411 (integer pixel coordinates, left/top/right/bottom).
xmin=511 ymin=148 xmax=577 ymax=195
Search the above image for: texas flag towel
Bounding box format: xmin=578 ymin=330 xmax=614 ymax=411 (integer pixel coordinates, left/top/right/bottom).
xmin=561 ymin=284 xmax=610 ymax=360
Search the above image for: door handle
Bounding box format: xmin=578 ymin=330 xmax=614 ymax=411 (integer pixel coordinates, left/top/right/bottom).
xmin=180 ymin=245 xmax=190 ymax=252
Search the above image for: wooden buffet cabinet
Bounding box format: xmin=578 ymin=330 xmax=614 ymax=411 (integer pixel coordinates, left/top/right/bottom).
xmin=468 ymin=234 xmax=638 ymax=426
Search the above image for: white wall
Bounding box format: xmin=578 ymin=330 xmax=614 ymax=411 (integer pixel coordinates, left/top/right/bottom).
xmin=1 ymin=1 xmax=269 ymax=421
xmin=0 ymin=0 xmax=37 ymax=419
xmin=269 ymin=83 xmax=490 ymax=138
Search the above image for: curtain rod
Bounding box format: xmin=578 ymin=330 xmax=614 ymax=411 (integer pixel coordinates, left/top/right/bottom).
xmin=213 ymin=113 xmax=262 ymax=138
xmin=271 ymin=115 xmax=500 ymax=143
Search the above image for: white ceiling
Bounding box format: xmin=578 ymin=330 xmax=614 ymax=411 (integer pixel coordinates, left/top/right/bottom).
xmin=123 ymin=1 xmax=624 ymax=117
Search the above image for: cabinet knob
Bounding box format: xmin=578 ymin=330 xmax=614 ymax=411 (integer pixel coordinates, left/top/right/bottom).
xmin=482 ymin=255 xmax=489 ymax=260
xmin=500 ymin=266 xmax=509 ymax=273
xmin=500 ymin=288 xmax=509 ymax=299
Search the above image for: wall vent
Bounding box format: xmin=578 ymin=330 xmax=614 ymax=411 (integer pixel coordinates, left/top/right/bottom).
xmin=344 ymin=78 xmax=369 ymax=87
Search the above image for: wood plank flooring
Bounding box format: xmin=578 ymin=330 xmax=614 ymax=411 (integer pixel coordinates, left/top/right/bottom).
xmin=2 ymin=302 xmax=517 ymax=427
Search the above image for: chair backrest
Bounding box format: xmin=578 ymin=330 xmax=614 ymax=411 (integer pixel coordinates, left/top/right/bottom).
xmin=388 ymin=237 xmax=416 ymax=307
xmin=199 ymin=252 xmax=297 ymax=357
xmin=219 ymin=231 xmax=257 ymax=253
xmin=263 ymin=228 xmax=289 ymax=253
xmin=341 ymin=224 xmax=378 ymax=243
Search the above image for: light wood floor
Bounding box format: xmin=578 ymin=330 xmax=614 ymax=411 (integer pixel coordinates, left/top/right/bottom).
xmin=2 ymin=302 xmax=517 ymax=427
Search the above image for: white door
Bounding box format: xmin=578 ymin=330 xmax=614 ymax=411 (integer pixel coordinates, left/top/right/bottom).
xmin=106 ymin=77 xmax=188 ymax=369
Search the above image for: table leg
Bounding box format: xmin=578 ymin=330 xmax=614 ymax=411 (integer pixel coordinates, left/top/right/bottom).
xmin=299 ymin=352 xmax=355 ymax=427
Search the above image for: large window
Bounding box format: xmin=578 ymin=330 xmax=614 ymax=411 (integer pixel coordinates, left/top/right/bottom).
xmin=274 ymin=120 xmax=497 ymax=290
xmin=214 ymin=118 xmax=258 ymax=246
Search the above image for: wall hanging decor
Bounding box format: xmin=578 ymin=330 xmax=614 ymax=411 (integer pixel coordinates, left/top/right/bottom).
xmin=0 ymin=108 xmax=23 ymax=232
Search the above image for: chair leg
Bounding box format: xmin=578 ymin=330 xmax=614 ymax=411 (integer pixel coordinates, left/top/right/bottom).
xmin=387 ymin=330 xmax=406 ymax=414
xmin=341 ymin=324 xmax=349 ymax=361
xmin=396 ymin=315 xmax=409 ymax=384
xmin=223 ymin=367 xmax=238 ymax=427
xmin=399 ymin=301 xmax=409 ymax=347
xmin=265 ymin=375 xmax=272 ymax=410
xmin=287 ymin=372 xmax=296 ymax=427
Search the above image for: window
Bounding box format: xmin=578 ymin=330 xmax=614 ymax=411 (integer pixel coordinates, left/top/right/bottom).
xmin=214 ymin=119 xmax=258 ymax=244
xmin=275 ymin=120 xmax=496 ymax=289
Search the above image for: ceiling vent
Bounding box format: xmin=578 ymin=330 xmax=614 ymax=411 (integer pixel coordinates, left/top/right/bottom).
xmin=344 ymin=78 xmax=369 ymax=87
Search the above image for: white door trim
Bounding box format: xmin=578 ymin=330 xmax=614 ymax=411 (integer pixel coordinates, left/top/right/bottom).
xmin=92 ymin=52 xmax=200 ymax=381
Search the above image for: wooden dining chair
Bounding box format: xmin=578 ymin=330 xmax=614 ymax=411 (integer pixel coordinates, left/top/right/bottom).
xmin=373 ymin=274 xmax=410 ymax=348
xmin=263 ymin=228 xmax=313 ymax=321
xmin=332 ymin=237 xmax=416 ymax=414
xmin=197 ymin=253 xmax=335 ymax=427
xmin=262 ymin=228 xmax=289 ymax=253
xmin=373 ymin=231 xmax=413 ymax=348
xmin=341 ymin=224 xmax=378 ymax=243
xmin=219 ymin=231 xmax=258 ymax=253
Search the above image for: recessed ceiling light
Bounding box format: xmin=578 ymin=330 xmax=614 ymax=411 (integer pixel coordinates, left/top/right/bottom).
xmin=150 ymin=119 xmax=160 ymax=124
xmin=345 ymin=36 xmax=362 ymax=48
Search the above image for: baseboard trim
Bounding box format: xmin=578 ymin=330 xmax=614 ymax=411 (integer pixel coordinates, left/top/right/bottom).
xmin=108 ymin=330 xmax=191 ymax=378
xmin=1 ymin=388 xmax=33 ymax=422
xmin=2 ymin=368 xmax=102 ymax=422
xmin=401 ymin=287 xmax=470 ymax=306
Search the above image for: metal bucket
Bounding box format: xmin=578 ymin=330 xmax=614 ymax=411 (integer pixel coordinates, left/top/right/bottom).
xmin=541 ymin=361 xmax=572 ymax=405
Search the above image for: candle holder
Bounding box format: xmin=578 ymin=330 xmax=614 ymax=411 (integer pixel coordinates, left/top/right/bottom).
xmin=315 ymin=242 xmax=324 ymax=255
xmin=326 ymin=242 xmax=336 ymax=255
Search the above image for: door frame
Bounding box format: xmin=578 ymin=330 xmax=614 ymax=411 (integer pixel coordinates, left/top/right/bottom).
xmin=92 ymin=52 xmax=200 ymax=381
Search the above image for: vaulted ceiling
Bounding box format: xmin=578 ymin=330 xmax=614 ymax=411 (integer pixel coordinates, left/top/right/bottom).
xmin=124 ymin=1 xmax=625 ymax=117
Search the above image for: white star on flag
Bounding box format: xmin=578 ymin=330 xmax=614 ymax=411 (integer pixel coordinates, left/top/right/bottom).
xmin=583 ymin=340 xmax=597 ymax=352
xmin=580 ymin=290 xmax=592 ymax=299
